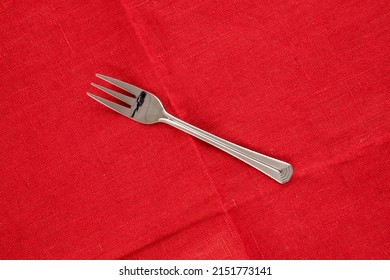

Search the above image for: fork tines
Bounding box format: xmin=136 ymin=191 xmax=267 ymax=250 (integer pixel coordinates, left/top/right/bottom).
xmin=87 ymin=74 xmax=141 ymax=117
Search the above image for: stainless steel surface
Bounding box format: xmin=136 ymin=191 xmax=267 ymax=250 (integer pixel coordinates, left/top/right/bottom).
xmin=87 ymin=74 xmax=293 ymax=184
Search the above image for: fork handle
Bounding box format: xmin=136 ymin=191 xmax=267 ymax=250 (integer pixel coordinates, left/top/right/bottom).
xmin=160 ymin=113 xmax=292 ymax=184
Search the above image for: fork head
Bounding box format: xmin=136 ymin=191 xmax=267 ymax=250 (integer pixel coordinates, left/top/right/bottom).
xmin=87 ymin=74 xmax=166 ymax=124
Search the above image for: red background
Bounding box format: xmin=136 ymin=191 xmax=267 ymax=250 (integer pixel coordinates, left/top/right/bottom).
xmin=0 ymin=0 xmax=389 ymax=259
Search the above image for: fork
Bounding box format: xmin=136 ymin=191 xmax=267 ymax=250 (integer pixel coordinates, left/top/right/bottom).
xmin=87 ymin=74 xmax=293 ymax=184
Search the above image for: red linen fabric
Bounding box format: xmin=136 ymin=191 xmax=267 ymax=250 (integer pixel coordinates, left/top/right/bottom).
xmin=0 ymin=0 xmax=389 ymax=259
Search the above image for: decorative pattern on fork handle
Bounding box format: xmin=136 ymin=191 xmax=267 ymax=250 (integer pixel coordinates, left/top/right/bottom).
xmin=161 ymin=113 xmax=293 ymax=184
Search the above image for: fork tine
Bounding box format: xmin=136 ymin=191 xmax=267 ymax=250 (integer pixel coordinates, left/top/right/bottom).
xmin=96 ymin=74 xmax=144 ymax=97
xmin=87 ymin=93 xmax=131 ymax=117
xmin=91 ymin=83 xmax=136 ymax=105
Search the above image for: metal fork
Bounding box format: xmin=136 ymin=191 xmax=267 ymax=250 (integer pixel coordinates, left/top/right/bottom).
xmin=87 ymin=74 xmax=293 ymax=184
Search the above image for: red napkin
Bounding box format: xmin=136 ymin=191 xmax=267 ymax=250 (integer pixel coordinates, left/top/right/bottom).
xmin=0 ymin=0 xmax=389 ymax=259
